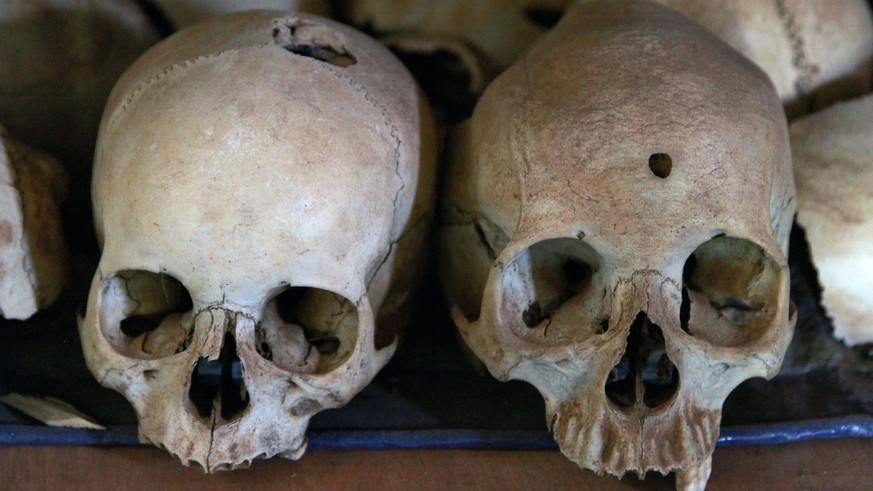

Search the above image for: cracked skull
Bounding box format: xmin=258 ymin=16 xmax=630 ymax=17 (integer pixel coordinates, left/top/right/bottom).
xmin=439 ymin=2 xmax=796 ymax=490
xmin=576 ymin=0 xmax=873 ymax=118
xmin=79 ymin=11 xmax=435 ymax=471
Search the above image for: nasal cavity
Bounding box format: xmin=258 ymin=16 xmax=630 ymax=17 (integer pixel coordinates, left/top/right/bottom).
xmin=604 ymin=312 xmax=679 ymax=409
xmin=188 ymin=332 xmax=249 ymax=422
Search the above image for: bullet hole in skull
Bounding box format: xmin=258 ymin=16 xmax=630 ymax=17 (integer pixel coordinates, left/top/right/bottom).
xmin=272 ymin=21 xmax=357 ymax=67
xmin=648 ymin=153 xmax=672 ymax=178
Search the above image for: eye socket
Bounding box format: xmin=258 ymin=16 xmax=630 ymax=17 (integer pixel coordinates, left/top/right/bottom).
xmin=100 ymin=270 xmax=194 ymax=359
xmin=680 ymin=236 xmax=783 ymax=346
xmin=501 ymin=238 xmax=604 ymax=343
xmin=521 ymin=258 xmax=592 ymax=328
xmin=257 ymin=286 xmax=359 ymax=374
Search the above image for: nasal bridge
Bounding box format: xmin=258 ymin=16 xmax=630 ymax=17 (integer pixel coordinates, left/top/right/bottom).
xmin=604 ymin=310 xmax=680 ymax=412
xmin=189 ymin=309 xmax=249 ymax=423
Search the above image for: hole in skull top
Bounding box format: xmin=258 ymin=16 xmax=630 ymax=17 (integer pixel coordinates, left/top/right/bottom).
xmin=604 ymin=312 xmax=679 ymax=410
xmin=681 ymin=236 xmax=783 ymax=346
xmin=256 ymin=286 xmax=359 ymax=374
xmin=648 ymin=153 xmax=672 ymax=178
xmin=272 ymin=20 xmax=357 ymax=67
xmin=501 ymin=238 xmax=606 ymax=344
xmin=99 ymin=270 xmax=194 ymax=360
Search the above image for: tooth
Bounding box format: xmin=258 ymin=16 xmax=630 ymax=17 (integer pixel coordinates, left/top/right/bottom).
xmin=675 ymin=456 xmax=712 ymax=491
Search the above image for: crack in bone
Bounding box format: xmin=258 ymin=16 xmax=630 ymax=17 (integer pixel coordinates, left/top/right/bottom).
xmin=111 ymin=45 xmax=272 ymax=129
xmin=84 ymin=12 xmax=432 ymax=472
xmin=775 ymin=0 xmax=819 ymax=95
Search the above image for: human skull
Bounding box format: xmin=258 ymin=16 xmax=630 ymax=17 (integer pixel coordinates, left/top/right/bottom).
xmin=0 ymin=126 xmax=68 ymax=320
xmin=579 ymin=0 xmax=873 ymax=118
xmin=79 ymin=11 xmax=436 ymax=470
xmin=439 ymin=2 xmax=796 ymax=489
xmin=0 ymin=0 xmax=161 ymax=198
xmin=791 ymin=94 xmax=873 ymax=346
xmin=343 ymin=0 xmax=573 ymax=88
xmin=149 ymin=0 xmax=332 ymax=29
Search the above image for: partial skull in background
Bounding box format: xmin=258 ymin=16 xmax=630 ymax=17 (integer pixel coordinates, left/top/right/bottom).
xmin=439 ymin=2 xmax=796 ymax=490
xmin=148 ymin=0 xmax=332 ymax=29
xmin=0 ymin=127 xmax=68 ymax=320
xmin=0 ymin=0 xmax=161 ymax=191
xmin=79 ymin=11 xmax=436 ymax=471
xmin=598 ymin=0 xmax=873 ymax=118
xmin=791 ymin=94 xmax=873 ymax=347
xmin=343 ymin=0 xmax=573 ymax=92
xmin=344 ymin=0 xmax=873 ymax=118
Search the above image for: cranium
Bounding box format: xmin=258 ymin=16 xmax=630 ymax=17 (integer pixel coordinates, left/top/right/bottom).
xmin=0 ymin=0 xmax=161 ymax=207
xmin=0 ymin=126 xmax=68 ymax=320
xmin=578 ymin=0 xmax=873 ymax=118
xmin=79 ymin=11 xmax=435 ymax=470
xmin=343 ymin=0 xmax=573 ymax=90
xmin=439 ymin=2 xmax=796 ymax=489
xmin=148 ymin=0 xmax=332 ymax=29
xmin=791 ymin=94 xmax=873 ymax=346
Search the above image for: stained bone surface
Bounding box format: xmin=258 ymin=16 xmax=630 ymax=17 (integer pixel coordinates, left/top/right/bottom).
xmin=439 ymin=2 xmax=796 ymax=489
xmin=0 ymin=127 xmax=68 ymax=320
xmin=79 ymin=10 xmax=436 ymax=471
xmin=576 ymin=0 xmax=873 ymax=118
xmin=792 ymin=94 xmax=873 ymax=346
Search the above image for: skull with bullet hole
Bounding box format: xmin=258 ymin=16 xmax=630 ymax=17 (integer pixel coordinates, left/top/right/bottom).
xmin=439 ymin=3 xmax=796 ymax=489
xmin=78 ymin=11 xmax=435 ymax=470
